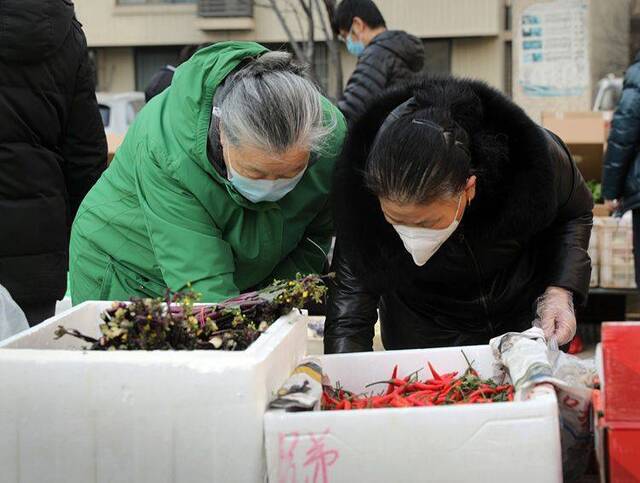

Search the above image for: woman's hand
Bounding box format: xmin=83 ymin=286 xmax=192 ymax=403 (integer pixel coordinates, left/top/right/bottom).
xmin=535 ymin=286 xmax=576 ymax=345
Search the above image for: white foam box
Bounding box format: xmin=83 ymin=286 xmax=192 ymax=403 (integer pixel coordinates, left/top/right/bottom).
xmin=265 ymin=345 xmax=562 ymax=483
xmin=0 ymin=301 xmax=307 ymax=483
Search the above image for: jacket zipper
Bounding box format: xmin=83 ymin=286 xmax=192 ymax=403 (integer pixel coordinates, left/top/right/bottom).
xmin=461 ymin=234 xmax=495 ymax=335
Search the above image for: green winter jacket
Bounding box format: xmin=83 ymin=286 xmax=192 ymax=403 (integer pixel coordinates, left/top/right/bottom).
xmin=69 ymin=42 xmax=346 ymax=304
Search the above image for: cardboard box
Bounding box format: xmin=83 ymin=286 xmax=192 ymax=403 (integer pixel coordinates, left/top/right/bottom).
xmin=265 ymin=346 xmax=562 ymax=483
xmin=542 ymin=111 xmax=609 ymax=183
xmin=0 ymin=302 xmax=307 ymax=483
xmin=601 ymin=322 xmax=640 ymax=422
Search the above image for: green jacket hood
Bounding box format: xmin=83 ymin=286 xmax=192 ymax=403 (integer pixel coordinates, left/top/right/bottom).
xmin=158 ymin=41 xmax=268 ymax=177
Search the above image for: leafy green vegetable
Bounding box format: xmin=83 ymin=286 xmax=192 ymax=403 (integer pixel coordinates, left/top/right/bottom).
xmin=54 ymin=274 xmax=329 ymax=351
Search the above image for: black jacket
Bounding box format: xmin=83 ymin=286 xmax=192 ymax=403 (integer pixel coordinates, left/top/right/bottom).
xmin=144 ymin=65 xmax=176 ymax=103
xmin=338 ymin=30 xmax=424 ymax=123
xmin=0 ymin=0 xmax=107 ymax=303
xmin=603 ymin=52 xmax=640 ymax=211
xmin=325 ymin=78 xmax=593 ymax=353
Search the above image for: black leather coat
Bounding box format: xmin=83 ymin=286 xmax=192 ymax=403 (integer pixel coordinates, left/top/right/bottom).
xmin=325 ymin=78 xmax=594 ymax=353
xmin=0 ymin=0 xmax=107 ymax=303
xmin=338 ymin=30 xmax=424 ymax=123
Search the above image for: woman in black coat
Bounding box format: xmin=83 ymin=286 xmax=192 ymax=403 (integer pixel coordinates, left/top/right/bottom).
xmin=0 ymin=0 xmax=107 ymax=325
xmin=325 ymin=78 xmax=593 ymax=353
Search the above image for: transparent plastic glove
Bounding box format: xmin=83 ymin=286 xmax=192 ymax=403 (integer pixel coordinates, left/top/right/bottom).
xmin=533 ymin=286 xmax=576 ymax=346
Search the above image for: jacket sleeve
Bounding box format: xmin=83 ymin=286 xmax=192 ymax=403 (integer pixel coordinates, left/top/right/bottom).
xmin=135 ymin=153 xmax=239 ymax=302
xmin=338 ymin=46 xmax=390 ymax=123
xmin=602 ymin=71 xmax=640 ymax=201
xmin=269 ymin=200 xmax=333 ymax=280
xmin=543 ymin=131 xmax=594 ymax=305
xmin=61 ymin=25 xmax=108 ymax=218
xmin=323 ymin=242 xmax=380 ymax=353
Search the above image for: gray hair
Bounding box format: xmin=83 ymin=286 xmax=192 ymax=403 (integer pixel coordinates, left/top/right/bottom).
xmin=216 ymin=51 xmax=334 ymax=153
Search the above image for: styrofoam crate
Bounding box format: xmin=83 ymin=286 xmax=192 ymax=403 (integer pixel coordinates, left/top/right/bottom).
xmin=265 ymin=345 xmax=562 ymax=483
xmin=0 ymin=301 xmax=307 ymax=483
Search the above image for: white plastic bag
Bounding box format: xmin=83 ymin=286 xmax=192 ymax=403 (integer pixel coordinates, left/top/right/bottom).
xmin=0 ymin=283 xmax=29 ymax=341
xmin=490 ymin=328 xmax=596 ymax=482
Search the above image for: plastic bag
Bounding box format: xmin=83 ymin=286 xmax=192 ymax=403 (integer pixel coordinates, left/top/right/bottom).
xmin=490 ymin=328 xmax=596 ymax=482
xmin=268 ymin=358 xmax=323 ymax=411
xmin=0 ymin=283 xmax=29 ymax=342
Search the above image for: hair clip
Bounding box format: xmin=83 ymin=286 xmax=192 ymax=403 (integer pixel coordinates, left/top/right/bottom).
xmin=411 ymin=118 xmax=444 ymax=132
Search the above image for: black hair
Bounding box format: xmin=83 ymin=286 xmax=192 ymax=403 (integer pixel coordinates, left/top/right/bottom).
xmin=364 ymin=85 xmax=482 ymax=205
xmin=332 ymin=0 xmax=386 ymax=34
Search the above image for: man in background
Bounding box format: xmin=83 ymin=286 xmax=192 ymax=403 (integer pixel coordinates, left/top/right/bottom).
xmin=145 ymin=44 xmax=212 ymax=102
xmin=0 ymin=0 xmax=107 ymax=325
xmin=333 ymin=0 xmax=425 ymax=123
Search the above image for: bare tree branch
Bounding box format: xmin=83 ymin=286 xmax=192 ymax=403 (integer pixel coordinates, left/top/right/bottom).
xmin=285 ymin=0 xmax=306 ymax=43
xmin=267 ymin=0 xmax=310 ymax=66
xmin=314 ymin=0 xmax=343 ymax=98
xmin=299 ymin=0 xmax=315 ymax=68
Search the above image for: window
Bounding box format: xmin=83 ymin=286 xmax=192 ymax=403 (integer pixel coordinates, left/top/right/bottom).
xmin=117 ymin=0 xmax=194 ymax=4
xmin=504 ymin=41 xmax=513 ymax=98
xmin=198 ymin=0 xmax=253 ymax=17
xmin=422 ymin=39 xmax=452 ymax=75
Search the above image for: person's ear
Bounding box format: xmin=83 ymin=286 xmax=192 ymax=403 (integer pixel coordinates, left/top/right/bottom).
xmin=351 ymin=16 xmax=365 ymax=36
xmin=466 ymin=175 xmax=477 ymax=204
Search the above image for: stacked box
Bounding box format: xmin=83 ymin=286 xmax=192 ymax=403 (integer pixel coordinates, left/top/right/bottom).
xmin=599 ymin=216 xmax=636 ymax=289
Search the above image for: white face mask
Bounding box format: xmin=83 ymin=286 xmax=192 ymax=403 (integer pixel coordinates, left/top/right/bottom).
xmin=392 ymin=195 xmax=463 ymax=266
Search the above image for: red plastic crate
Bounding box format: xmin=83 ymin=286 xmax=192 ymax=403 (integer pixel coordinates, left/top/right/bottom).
xmin=593 ymin=390 xmax=640 ymax=483
xmin=608 ymin=422 xmax=640 ymax=483
xmin=601 ymin=322 xmax=640 ymax=422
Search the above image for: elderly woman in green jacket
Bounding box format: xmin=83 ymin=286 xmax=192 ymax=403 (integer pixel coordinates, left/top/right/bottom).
xmin=70 ymin=42 xmax=346 ymax=303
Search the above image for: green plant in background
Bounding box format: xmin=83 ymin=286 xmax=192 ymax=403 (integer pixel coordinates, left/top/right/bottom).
xmin=587 ymin=180 xmax=602 ymax=203
xmin=54 ymin=274 xmax=329 ymax=351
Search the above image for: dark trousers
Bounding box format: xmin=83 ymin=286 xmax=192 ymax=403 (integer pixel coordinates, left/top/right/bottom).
xmin=16 ymin=300 xmax=56 ymax=327
xmin=633 ymin=210 xmax=640 ymax=288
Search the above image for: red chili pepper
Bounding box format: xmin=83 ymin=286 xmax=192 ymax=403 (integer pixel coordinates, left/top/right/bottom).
xmin=390 ymin=395 xmax=411 ymax=408
xmin=428 ymin=362 xmax=442 ymax=381
xmin=343 ymin=399 xmax=352 ymax=410
xmin=385 ymin=366 xmax=400 ymax=395
xmin=407 ymin=382 xmax=442 ymax=392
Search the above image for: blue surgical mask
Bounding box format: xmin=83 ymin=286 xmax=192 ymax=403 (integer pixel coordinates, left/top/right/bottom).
xmin=227 ymin=164 xmax=306 ymax=204
xmin=346 ymin=29 xmax=365 ymax=57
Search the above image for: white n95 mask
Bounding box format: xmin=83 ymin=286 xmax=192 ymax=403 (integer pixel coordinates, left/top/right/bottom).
xmin=392 ymin=195 xmax=463 ymax=266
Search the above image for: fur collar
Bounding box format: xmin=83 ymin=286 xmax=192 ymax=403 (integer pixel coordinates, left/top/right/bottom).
xmin=332 ymin=77 xmax=558 ymax=289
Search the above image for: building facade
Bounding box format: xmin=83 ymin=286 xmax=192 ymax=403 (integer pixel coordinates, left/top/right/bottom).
xmin=74 ymin=0 xmax=513 ymax=96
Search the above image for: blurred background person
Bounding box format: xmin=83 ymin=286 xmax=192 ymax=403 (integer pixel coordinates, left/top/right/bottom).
xmin=0 ymin=0 xmax=107 ymax=325
xmin=333 ymin=0 xmax=425 ymax=123
xmin=144 ymin=44 xmax=209 ymax=103
xmin=602 ymin=51 xmax=640 ymax=289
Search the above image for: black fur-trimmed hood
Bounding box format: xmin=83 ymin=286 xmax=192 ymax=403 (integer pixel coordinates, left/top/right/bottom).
xmin=332 ymin=77 xmax=559 ymax=288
